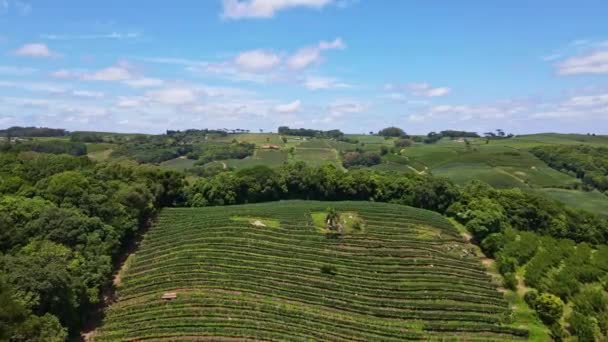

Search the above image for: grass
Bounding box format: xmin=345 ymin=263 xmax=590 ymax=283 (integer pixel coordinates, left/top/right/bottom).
xmin=293 ymin=147 xmax=340 ymax=167
xmin=214 ymin=133 xmax=285 ymax=146
xmin=94 ymin=201 xmax=528 ymax=341
xmin=537 ymin=188 xmax=608 ymax=217
xmin=223 ymin=149 xmax=288 ymax=169
xmin=433 ymin=163 xmax=526 ymax=188
xmin=159 ymin=157 xmax=197 ymax=171
xmin=230 ymin=216 xmax=281 ymax=228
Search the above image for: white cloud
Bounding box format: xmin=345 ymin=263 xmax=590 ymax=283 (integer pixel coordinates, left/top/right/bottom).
xmin=222 ymin=0 xmax=334 ymax=19
xmin=0 ymin=80 xmax=67 ymax=94
xmin=234 ymin=49 xmax=281 ymax=72
xmin=328 ymin=100 xmax=366 ymax=115
xmin=82 ymin=64 xmax=134 ymax=81
xmin=383 ymin=82 xmax=451 ymax=98
xmin=287 ymin=37 xmax=345 ymax=70
xmin=41 ymin=32 xmax=140 ymax=40
xmin=302 ymin=76 xmax=350 ymax=90
xmin=557 ymin=50 xmax=608 ymax=75
xmin=72 ymin=90 xmax=104 ymax=99
xmin=564 ymin=93 xmax=608 ymax=107
xmin=407 ymin=83 xmax=451 ymax=97
xmin=0 ymin=65 xmax=36 ymax=76
xmin=124 ymin=77 xmax=164 ymax=88
xmin=13 ymin=43 xmax=57 ymax=58
xmin=274 ymin=99 xmax=301 ymax=113
xmin=117 ymin=97 xmax=146 ymax=108
xmin=146 ymin=87 xmax=198 ymax=105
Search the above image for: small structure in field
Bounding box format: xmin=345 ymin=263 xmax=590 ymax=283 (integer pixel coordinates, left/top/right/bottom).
xmin=161 ymin=292 xmax=177 ymax=300
xmin=260 ymin=144 xmax=281 ymax=150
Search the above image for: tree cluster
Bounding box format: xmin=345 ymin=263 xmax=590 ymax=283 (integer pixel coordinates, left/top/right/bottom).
xmin=0 ymin=151 xmax=185 ymax=339
xmin=0 ymin=126 xmax=67 ymax=138
xmin=185 ymin=163 xmax=459 ymax=213
xmin=1 ymin=140 xmax=87 ymax=156
xmin=377 ymin=127 xmax=408 ymax=138
xmin=423 ymin=130 xmax=480 ymax=144
xmin=277 ymin=126 xmax=344 ymax=139
xmin=531 ymin=145 xmax=608 ymax=192
xmin=342 ymin=151 xmax=381 ymax=168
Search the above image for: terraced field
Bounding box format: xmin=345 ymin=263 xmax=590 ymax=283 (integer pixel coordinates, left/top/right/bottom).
xmin=94 ymin=201 xmax=528 ymax=341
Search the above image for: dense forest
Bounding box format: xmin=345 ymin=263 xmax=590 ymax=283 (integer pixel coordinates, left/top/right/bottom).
xmin=0 ymin=150 xmax=184 ymax=340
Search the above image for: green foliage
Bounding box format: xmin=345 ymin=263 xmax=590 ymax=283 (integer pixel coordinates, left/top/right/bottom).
xmin=278 ymin=126 xmax=344 ymax=138
xmin=1 ymin=140 xmax=87 ymax=156
xmin=320 ymin=264 xmax=337 ymax=275
xmin=191 ymin=142 xmax=254 ymax=164
xmin=394 ymin=138 xmax=413 ymax=148
xmin=378 ymin=126 xmax=407 ymax=137
xmin=534 ymin=293 xmax=564 ymax=324
xmin=94 ymin=201 xmax=528 ymax=340
xmin=531 ymin=144 xmax=608 ymax=192
xmin=342 ymin=151 xmax=381 ymax=168
xmin=0 ymin=126 xmax=66 ymax=138
xmin=503 ymin=272 xmax=517 ymax=290
xmin=186 ymin=162 xmax=459 ymax=213
xmin=568 ymin=312 xmax=599 ymax=342
xmin=0 ymin=150 xmax=185 ymax=337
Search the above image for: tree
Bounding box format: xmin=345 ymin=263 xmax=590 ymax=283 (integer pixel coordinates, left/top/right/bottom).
xmin=535 ymin=293 xmax=564 ymax=324
xmin=394 ymin=138 xmax=413 ymax=148
xmin=568 ymin=312 xmax=599 ymax=341
xmin=378 ymin=127 xmax=407 ymax=137
xmin=325 ymin=208 xmax=342 ymax=232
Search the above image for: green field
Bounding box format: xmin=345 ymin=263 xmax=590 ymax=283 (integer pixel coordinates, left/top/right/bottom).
xmin=94 ymin=201 xmax=527 ymax=341
xmin=223 ymin=149 xmax=288 ymax=169
xmin=293 ymin=147 xmax=340 ymax=167
xmin=538 ymin=188 xmax=608 ymax=217
xmin=159 ymin=157 xmax=197 ymax=171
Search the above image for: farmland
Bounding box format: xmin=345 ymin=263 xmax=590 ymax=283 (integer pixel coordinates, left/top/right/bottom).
xmin=538 ymin=188 xmax=608 ymax=217
xmin=94 ymin=201 xmax=528 ymax=341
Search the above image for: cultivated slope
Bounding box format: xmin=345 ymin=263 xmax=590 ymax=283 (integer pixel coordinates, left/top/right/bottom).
xmin=94 ymin=201 xmax=527 ymax=341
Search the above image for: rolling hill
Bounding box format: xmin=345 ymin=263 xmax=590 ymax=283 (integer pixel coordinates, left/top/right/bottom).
xmin=94 ymin=201 xmax=528 ymax=341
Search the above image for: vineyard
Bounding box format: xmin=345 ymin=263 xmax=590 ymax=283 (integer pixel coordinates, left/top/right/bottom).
xmin=94 ymin=201 xmax=528 ymax=341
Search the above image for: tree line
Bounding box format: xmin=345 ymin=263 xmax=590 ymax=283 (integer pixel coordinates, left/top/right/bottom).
xmin=531 ymin=145 xmax=608 ymax=193
xmin=278 ymin=126 xmax=344 ymax=139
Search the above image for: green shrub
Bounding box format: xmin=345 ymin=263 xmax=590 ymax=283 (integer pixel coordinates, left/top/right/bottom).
xmin=320 ymin=265 xmax=337 ymax=275
xmin=535 ymin=293 xmax=564 ymax=324
xmin=502 ymin=272 xmax=517 ymax=290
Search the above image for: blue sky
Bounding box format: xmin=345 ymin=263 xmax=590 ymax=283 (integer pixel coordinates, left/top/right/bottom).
xmin=1 ymin=0 xmax=607 ymax=134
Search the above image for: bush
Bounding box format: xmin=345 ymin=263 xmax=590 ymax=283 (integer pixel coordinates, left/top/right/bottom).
xmin=503 ymin=272 xmax=517 ymax=290
xmin=320 ymin=265 xmax=337 ymax=275
xmin=568 ymin=311 xmax=599 ymax=342
xmin=394 ymin=138 xmax=413 ymax=148
xmin=535 ymin=293 xmax=564 ymax=324
xmin=524 ymin=290 xmax=539 ymax=307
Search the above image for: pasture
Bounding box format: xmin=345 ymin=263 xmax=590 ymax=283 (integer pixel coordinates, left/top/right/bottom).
xmin=94 ymin=201 xmax=528 ymax=341
xmin=538 ymin=188 xmax=608 ymax=217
